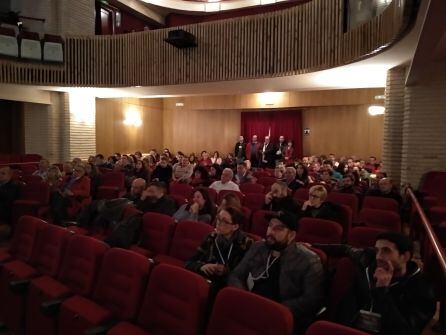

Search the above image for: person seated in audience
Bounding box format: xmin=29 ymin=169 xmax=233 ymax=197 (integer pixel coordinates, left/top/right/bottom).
xmin=134 ymin=151 xmax=143 ymax=159
xmin=284 ymin=140 xmax=295 ymax=165
xmin=263 ymin=181 xmax=300 ymax=213
xmin=0 ymin=166 xmax=20 ymax=226
xmin=209 ymin=168 xmax=240 ymax=193
xmin=234 ymin=162 xmax=253 ymax=185
xmin=47 ymin=165 xmax=63 ymax=193
xmin=274 ymin=166 xmax=286 ymax=180
xmin=209 ymin=164 xmax=222 ymax=183
xmin=221 ymin=153 xmax=237 ymax=170
xmin=228 ymin=211 xmax=325 ymax=335
xmin=219 ymin=192 xmax=242 ymax=211
xmin=106 ymin=155 xmax=117 ymax=168
xmin=284 ymin=166 xmax=302 ymax=194
xmin=85 ymin=163 xmax=100 ymax=197
xmin=134 ymin=159 xmax=150 ymax=182
xmin=198 ymin=151 xmax=212 ymax=167
xmin=322 ymin=160 xmax=343 ymax=180
xmin=72 ymin=157 xmax=82 ymax=167
xmin=367 ymin=177 xmax=402 ymax=207
xmin=173 ymin=187 xmax=216 ymax=224
xmin=364 ymin=155 xmax=379 ymax=173
xmin=313 ymin=232 xmax=436 ymax=335
xmin=296 ymin=163 xmax=313 ymax=187
xmin=188 ymin=152 xmax=198 ymax=166
xmin=151 ymin=155 xmax=172 ymax=185
xmin=191 ymin=165 xmax=211 ymax=187
xmin=186 ymin=207 xmax=253 ymax=288
xmin=125 ymin=178 xmax=146 ymax=203
xmin=32 ymin=159 xmax=50 ymax=180
xmin=135 ymin=181 xmax=176 ymax=216
xmin=172 ymin=156 xmax=194 ymax=184
xmin=50 ymin=164 xmax=91 ymax=224
xmin=211 ymin=151 xmax=223 ymax=165
xmin=300 ymin=185 xmax=340 ymax=221
xmin=318 ymin=169 xmax=336 ymax=191
xmin=334 ymin=174 xmax=359 ymax=194
xmin=95 ymin=154 xmax=113 ymax=169
xmin=234 ymin=135 xmax=246 ymax=164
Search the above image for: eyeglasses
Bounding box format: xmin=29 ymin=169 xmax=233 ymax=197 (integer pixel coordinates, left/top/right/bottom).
xmin=216 ymin=217 xmax=233 ymax=226
xmin=309 ymin=193 xmax=321 ymax=199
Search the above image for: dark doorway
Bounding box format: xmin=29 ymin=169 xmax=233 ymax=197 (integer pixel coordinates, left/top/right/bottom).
xmin=0 ymin=100 xmax=25 ymax=154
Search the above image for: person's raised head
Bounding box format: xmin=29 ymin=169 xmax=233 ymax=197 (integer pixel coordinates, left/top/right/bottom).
xmin=215 ymin=207 xmax=244 ymax=238
xmin=221 ymin=168 xmax=234 ymax=184
xmin=265 ymin=211 xmax=297 ymax=251
xmin=375 ymin=232 xmax=413 ymax=277
xmin=131 ymin=178 xmax=147 ymax=197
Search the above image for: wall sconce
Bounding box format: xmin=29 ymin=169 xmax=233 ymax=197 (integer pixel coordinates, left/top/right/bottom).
xmin=259 ymin=92 xmax=283 ymax=106
xmin=368 ymin=105 xmax=385 ymax=116
xmin=123 ymin=108 xmax=142 ymax=127
xmin=69 ymin=91 xmax=95 ymax=125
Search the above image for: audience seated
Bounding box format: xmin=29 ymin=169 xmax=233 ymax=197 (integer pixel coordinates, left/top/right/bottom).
xmin=172 ymin=156 xmax=194 ymax=183
xmin=234 ymin=162 xmax=253 ymax=185
xmin=125 ymin=178 xmax=146 ymax=202
xmin=46 ymin=165 xmax=63 ymax=192
xmin=284 ymin=166 xmax=302 ymax=193
xmin=151 ymin=155 xmax=173 ymax=185
xmin=32 ymin=159 xmax=50 ymax=180
xmin=228 ymin=211 xmax=325 ymax=335
xmin=191 ymin=165 xmax=211 ymax=187
xmin=218 ymin=192 xmax=243 ymax=211
xmin=209 ymin=168 xmax=240 ymax=193
xmin=199 ymin=150 xmax=212 ymax=167
xmin=367 ymin=177 xmax=402 ymax=207
xmin=314 ymin=232 xmax=436 ymax=335
xmin=173 ymin=187 xmax=215 ymax=224
xmin=135 ymin=181 xmax=176 ymax=215
xmin=263 ymin=181 xmax=300 ymax=213
xmin=234 ymin=135 xmax=246 ymax=164
xmin=296 ymin=163 xmax=313 ymax=187
xmin=300 ymin=185 xmax=341 ymax=222
xmin=0 ymin=166 xmax=20 ymax=228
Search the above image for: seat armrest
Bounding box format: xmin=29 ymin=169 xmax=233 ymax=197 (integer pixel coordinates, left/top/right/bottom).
xmin=84 ymin=320 xmax=116 ymax=335
xmin=9 ymin=279 xmax=30 ymax=294
xmin=41 ymin=299 xmax=64 ymax=317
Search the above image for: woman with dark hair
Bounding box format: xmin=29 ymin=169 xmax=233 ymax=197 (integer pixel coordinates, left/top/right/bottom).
xmin=284 ymin=140 xmax=294 ymax=164
xmin=211 ymin=151 xmax=222 ymax=165
xmin=134 ymin=160 xmax=150 ymax=182
xmin=295 ymin=163 xmax=313 ymax=186
xmin=173 ymin=187 xmax=216 ymax=224
xmin=209 ymin=164 xmax=222 ymax=182
xmin=221 ymin=153 xmax=236 ymax=170
xmin=186 ymin=206 xmax=253 ymax=285
xmin=199 ymin=151 xmax=212 ymax=167
xmin=191 ymin=165 xmax=211 ymax=187
xmin=189 ymin=152 xmax=198 ymax=166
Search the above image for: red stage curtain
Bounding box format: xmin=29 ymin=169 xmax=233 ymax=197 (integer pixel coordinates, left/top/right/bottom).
xmin=241 ymin=109 xmax=303 ymax=158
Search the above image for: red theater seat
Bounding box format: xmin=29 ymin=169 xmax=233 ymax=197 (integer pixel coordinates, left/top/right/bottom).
xmin=257 ymin=176 xmax=277 ymax=188
xmin=327 ymin=192 xmax=359 ymax=222
xmin=206 ymin=287 xmax=293 ymax=335
xmin=12 ymin=180 xmax=50 ymax=224
xmin=362 ymin=196 xmax=399 ymax=213
xmin=306 ymin=320 xmax=368 ymax=335
xmin=26 ymin=235 xmax=109 ymax=335
xmin=359 ymin=208 xmax=401 ymax=232
xmin=154 ymin=220 xmax=214 ymax=267
xmin=58 ymin=248 xmax=151 ymax=335
xmin=348 ymin=226 xmax=386 ymax=248
xmin=169 ymin=182 xmax=193 ymax=198
xmin=250 ymin=210 xmax=276 ymax=237
xmin=217 ymin=190 xmax=245 ymax=205
xmin=108 ymin=264 xmax=209 ymax=335
xmin=96 ymin=172 xmax=125 ymax=199
xmin=296 ymin=218 xmax=343 ymax=244
xmin=240 ymin=183 xmax=265 ymax=194
xmin=243 ymin=193 xmax=267 ymax=212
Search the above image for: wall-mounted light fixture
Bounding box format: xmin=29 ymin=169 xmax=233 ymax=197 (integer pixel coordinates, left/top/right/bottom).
xmin=259 ymin=92 xmax=284 ymax=106
xmin=175 ymin=102 xmax=184 ymax=107
xmin=123 ymin=107 xmax=142 ymax=127
xmin=368 ymin=105 xmax=385 ymax=116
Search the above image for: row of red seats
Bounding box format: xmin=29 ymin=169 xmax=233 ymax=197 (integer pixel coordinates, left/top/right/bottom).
xmin=0 ymin=215 xmax=367 ymax=335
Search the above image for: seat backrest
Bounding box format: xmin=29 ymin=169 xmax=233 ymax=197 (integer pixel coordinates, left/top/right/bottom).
xmin=293 ymin=187 xmax=308 ymax=203
xmin=8 ymin=216 xmax=46 ymax=262
xmin=98 ymin=172 xmax=124 ymax=189
xmin=327 ymin=257 xmax=356 ymax=319
xmin=58 ymin=234 xmax=109 ymax=296
xmin=327 ymin=192 xmax=359 ymax=221
xmin=19 ymin=181 xmax=50 ymax=204
xmin=31 ymin=224 xmax=71 ymax=277
xmin=137 ymin=264 xmax=209 ymax=335
xmin=250 ymin=210 xmax=276 ymax=237
xmin=296 ymin=218 xmax=343 ymax=244
xmin=359 ymin=208 xmax=401 ymax=232
xmin=337 ymin=204 xmax=352 ymax=242
xmin=93 ymin=248 xmax=151 ymax=321
xmin=257 ymin=177 xmax=277 ymax=187
xmin=419 ymin=171 xmax=446 ymax=198
xmin=348 ymin=226 xmax=385 ymax=248
xmin=217 ymin=190 xmax=245 ymax=205
xmin=243 ymin=193 xmax=266 ymax=212
xmin=168 ymin=220 xmax=214 ymax=261
xmin=306 ymin=321 xmax=368 ymax=335
xmin=240 ymin=183 xmax=265 ymax=194
xmin=170 ymin=194 xmax=188 ymax=208
xmin=141 ymin=212 xmax=176 ymax=255
xmin=206 ymin=287 xmax=293 ymax=335
xmin=169 ymin=182 xmax=193 ymax=197
xmin=206 ymin=187 xmax=218 ymax=203
xmin=362 ymin=196 xmax=399 ymax=213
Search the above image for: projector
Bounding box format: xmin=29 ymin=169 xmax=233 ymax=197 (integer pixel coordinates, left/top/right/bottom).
xmin=164 ymin=29 xmax=197 ymax=49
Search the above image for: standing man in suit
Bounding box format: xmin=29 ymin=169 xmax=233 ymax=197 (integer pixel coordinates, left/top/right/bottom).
xmin=261 ymin=136 xmax=276 ymax=168
xmin=234 ymin=135 xmax=246 ymax=164
xmin=246 ymin=135 xmax=261 ymax=168
xmin=276 ymin=135 xmax=287 ymax=163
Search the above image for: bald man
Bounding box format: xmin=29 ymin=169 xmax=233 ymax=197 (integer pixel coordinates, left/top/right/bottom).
xmin=126 ymin=178 xmax=147 ymax=202
xmin=0 ymin=166 xmax=20 ymax=224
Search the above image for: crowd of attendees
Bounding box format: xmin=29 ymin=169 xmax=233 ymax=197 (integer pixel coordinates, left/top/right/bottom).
xmin=0 ymin=134 xmax=437 ymax=335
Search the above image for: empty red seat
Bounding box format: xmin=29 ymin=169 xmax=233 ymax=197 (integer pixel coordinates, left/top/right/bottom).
xmin=296 ymin=218 xmax=343 ymax=244
xmin=327 ymin=257 xmax=356 ymax=320
xmin=293 ymin=187 xmax=309 ymax=203
xmin=419 ymin=171 xmax=446 ymax=208
xmin=12 ymin=180 xmax=50 ymax=224
xmin=96 ymin=172 xmax=125 ymax=199
xmin=243 ymin=193 xmax=266 ymax=212
xmin=359 ymin=208 xmax=401 ymax=232
xmin=348 ymin=226 xmax=386 ymax=248
xmin=0 ymin=215 xmax=45 ymax=264
xmin=131 ymin=212 xmax=176 ymax=257
xmin=257 ymin=176 xmax=277 ymax=188
xmin=108 ymin=264 xmax=209 ymax=335
xmin=240 ymin=183 xmax=265 ymax=194
xmin=306 ymin=320 xmax=368 ymax=335
xmin=169 ymin=193 xmax=188 ymax=208
xmin=26 ymin=234 xmax=109 ymax=335
xmin=337 ymin=204 xmax=353 ymax=242
xmin=217 ymin=190 xmax=245 ymax=205
xmin=362 ymin=196 xmax=399 ymax=213
xmin=58 ymin=248 xmax=151 ymax=335
xmin=206 ymin=287 xmax=293 ymax=335
xmin=169 ymin=182 xmax=193 ymax=198
xmin=250 ymin=210 xmax=276 ymax=237
xmin=0 ymin=223 xmax=71 ymax=335
xmin=154 ymin=220 xmax=214 ymax=267
xmin=327 ymin=192 xmax=359 ymax=222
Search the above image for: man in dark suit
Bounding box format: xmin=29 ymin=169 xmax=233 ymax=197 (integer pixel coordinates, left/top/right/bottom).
xmin=275 ymin=135 xmax=287 ymax=162
xmin=0 ymin=166 xmax=20 ymax=225
xmin=260 ymin=135 xmax=276 ymax=168
xmin=246 ymin=135 xmax=261 ymax=168
xmin=234 ymin=135 xmax=246 ymax=164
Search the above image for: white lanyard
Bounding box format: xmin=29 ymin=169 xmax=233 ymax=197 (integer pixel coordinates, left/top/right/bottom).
xmin=251 ymin=253 xmax=280 ymax=281
xmin=215 ymin=240 xmax=233 ymax=265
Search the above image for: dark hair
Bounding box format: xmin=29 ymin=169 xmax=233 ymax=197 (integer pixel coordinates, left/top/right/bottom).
xmin=323 ymin=160 xmax=333 ymax=167
xmin=193 ymin=165 xmax=210 ymax=180
xmin=219 ymin=206 xmax=245 ymax=227
xmin=295 ymin=163 xmax=309 ymax=181
xmin=148 ymin=181 xmax=167 ymax=191
xmin=193 ymin=187 xmax=216 ymax=218
xmin=95 ymin=154 xmax=104 ymax=160
xmin=220 ymin=192 xmax=242 ymax=210
xmin=210 ymin=164 xmax=222 ymax=179
xmin=376 ymin=232 xmax=413 ymax=257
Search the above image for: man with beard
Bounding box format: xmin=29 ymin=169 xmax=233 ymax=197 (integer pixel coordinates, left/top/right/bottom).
xmin=314 ymin=232 xmax=436 ymax=335
xmin=135 ymin=181 xmax=176 ymax=216
xmin=228 ymin=211 xmax=325 ymax=335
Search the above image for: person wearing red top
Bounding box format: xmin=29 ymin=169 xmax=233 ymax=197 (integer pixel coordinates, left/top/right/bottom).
xmin=198 ymin=151 xmax=212 ymax=167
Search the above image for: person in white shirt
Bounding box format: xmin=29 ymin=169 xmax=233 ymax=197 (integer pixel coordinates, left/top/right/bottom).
xmin=209 ymin=168 xmax=240 ymax=193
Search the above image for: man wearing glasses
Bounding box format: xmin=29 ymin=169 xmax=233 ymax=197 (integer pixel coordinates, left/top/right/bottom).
xmin=228 ymin=211 xmax=325 ymax=334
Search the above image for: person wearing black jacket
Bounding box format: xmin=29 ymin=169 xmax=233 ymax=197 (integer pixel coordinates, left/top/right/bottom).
xmin=263 ymin=181 xmax=300 ymax=213
xmin=0 ymin=166 xmax=20 ymax=225
xmin=234 ymin=135 xmax=246 ymax=164
xmin=300 ymin=185 xmax=341 ymax=222
xmin=314 ymin=232 xmax=436 ymax=335
xmin=135 ymin=181 xmax=176 ymax=216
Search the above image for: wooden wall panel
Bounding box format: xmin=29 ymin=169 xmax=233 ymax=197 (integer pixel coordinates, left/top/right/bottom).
xmin=302 ymin=105 xmax=384 ymax=159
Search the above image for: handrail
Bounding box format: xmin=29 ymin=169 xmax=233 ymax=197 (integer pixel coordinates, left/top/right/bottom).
xmin=406 ymin=187 xmax=446 ymax=278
